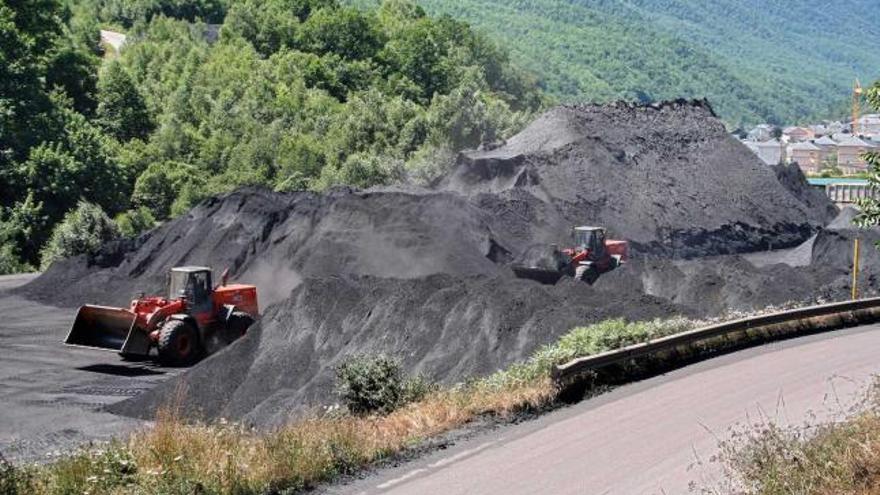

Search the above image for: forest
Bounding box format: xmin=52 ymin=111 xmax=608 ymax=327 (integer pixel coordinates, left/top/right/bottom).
xmin=0 ymin=0 xmax=545 ymax=273
xmin=397 ymin=0 xmax=880 ymax=127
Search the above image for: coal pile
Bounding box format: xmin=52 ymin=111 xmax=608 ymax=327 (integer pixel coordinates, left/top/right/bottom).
xmin=109 ymin=275 xmax=683 ymax=425
xmin=444 ymin=100 xmax=827 ymax=257
xmin=22 ymin=100 xmax=875 ymax=427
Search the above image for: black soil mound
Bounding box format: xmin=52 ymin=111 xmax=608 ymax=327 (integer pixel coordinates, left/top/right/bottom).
xmin=21 ymin=100 xmax=867 ymax=426
xmin=109 ymin=275 xmax=684 ymax=426
xmin=444 ymin=100 xmax=830 ymax=257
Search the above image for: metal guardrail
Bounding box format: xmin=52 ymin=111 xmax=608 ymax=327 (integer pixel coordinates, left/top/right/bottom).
xmin=553 ymin=297 xmax=880 ymax=383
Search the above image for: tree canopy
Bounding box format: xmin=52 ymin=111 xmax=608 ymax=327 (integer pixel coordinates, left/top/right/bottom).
xmin=0 ymin=0 xmax=545 ymax=272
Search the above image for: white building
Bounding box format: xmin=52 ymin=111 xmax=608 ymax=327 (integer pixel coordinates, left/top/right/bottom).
xmin=744 ymin=139 xmax=784 ymax=165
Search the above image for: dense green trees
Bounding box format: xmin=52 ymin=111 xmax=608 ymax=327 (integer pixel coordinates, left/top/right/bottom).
xmin=39 ymin=201 xmax=120 ymax=269
xmin=393 ymin=0 xmax=880 ymax=127
xmin=0 ymin=0 xmax=544 ymax=273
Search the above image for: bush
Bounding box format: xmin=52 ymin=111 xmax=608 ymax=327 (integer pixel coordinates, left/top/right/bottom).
xmin=115 ymin=207 xmax=157 ymax=238
xmin=335 ymin=354 xmax=434 ymax=415
xmin=335 ymin=354 xmax=403 ymax=415
xmin=0 ymin=244 xmax=34 ymax=275
xmin=40 ymin=201 xmax=120 ymax=269
xmin=0 ymin=454 xmax=31 ymax=494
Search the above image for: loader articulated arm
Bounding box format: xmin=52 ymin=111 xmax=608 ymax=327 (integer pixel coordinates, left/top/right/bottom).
xmin=137 ymin=298 xmax=187 ymax=333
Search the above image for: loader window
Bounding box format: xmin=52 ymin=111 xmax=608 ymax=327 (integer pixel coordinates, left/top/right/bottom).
xmin=169 ymin=271 xmax=189 ymax=299
xmin=191 ymin=272 xmax=209 ymax=303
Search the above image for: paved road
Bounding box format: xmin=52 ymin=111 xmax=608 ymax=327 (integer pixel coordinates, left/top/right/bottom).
xmin=0 ymin=274 xmax=180 ymax=462
xmin=333 ymin=324 xmax=880 ymax=495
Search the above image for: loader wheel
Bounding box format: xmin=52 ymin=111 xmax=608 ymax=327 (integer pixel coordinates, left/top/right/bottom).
xmin=157 ymin=319 xmax=200 ymax=366
xmin=226 ymin=311 xmax=255 ymax=339
xmin=575 ymin=265 xmax=600 ymax=285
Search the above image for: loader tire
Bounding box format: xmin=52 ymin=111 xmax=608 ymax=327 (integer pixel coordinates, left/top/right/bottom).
xmin=226 ymin=311 xmax=255 ymax=339
xmin=158 ymin=319 xmax=200 ymax=366
xmin=575 ymin=265 xmax=600 ymax=285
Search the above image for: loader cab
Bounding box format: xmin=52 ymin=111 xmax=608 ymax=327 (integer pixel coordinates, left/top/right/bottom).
xmin=169 ymin=267 xmax=213 ymax=313
xmin=573 ymin=227 xmax=606 ymax=258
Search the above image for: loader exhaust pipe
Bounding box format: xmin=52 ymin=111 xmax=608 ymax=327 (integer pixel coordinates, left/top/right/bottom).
xmin=65 ymin=305 xmax=151 ymax=357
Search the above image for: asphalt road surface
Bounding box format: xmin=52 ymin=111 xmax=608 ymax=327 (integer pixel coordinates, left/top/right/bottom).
xmin=332 ymin=323 xmax=880 ymax=495
xmin=0 ymin=274 xmax=180 ymax=462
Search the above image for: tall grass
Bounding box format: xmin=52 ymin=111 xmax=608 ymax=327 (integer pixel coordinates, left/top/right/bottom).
xmin=715 ymin=381 xmax=880 ymax=495
xmin=2 ymin=317 xmax=695 ymax=495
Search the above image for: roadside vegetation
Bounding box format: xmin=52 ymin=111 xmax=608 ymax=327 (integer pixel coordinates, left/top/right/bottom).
xmin=0 ymin=317 xmax=696 ymax=494
xmin=716 ymin=380 xmax=880 ymax=495
xmin=0 ymin=0 xmax=545 ymax=274
xmin=855 ymin=83 xmax=880 ymax=228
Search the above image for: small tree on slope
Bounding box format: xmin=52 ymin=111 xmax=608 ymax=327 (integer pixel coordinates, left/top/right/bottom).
xmin=855 ymin=80 xmax=880 ymax=228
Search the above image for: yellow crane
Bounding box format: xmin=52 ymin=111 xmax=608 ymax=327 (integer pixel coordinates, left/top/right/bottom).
xmin=853 ymin=79 xmax=863 ymax=136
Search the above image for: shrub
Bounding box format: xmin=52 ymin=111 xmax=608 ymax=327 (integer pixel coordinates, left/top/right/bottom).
xmin=335 ymin=354 xmax=403 ymax=415
xmin=0 ymin=244 xmax=34 ymax=275
xmin=40 ymin=201 xmax=120 ymax=269
xmin=115 ymin=207 xmax=157 ymax=238
xmin=335 ymin=354 xmax=434 ymax=415
xmin=0 ymin=454 xmax=32 ymax=494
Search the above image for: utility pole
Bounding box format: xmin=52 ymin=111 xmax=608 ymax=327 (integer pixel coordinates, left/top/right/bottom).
xmin=852 ymin=237 xmax=861 ymax=300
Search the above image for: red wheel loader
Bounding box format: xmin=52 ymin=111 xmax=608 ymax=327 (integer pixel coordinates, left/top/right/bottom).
xmin=513 ymin=226 xmax=628 ymax=285
xmin=65 ymin=267 xmax=259 ymax=366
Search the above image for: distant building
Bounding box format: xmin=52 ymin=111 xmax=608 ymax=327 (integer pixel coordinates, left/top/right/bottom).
xmin=826 ymin=121 xmax=848 ymax=135
xmin=744 ymin=139 xmax=784 ymax=165
xmin=809 ymin=124 xmax=828 ymax=137
xmin=837 ymin=136 xmax=874 ymax=174
xmin=787 ymin=142 xmax=822 ymax=173
xmin=855 ymin=114 xmax=880 ymax=137
xmin=782 ymin=126 xmax=815 ymax=143
xmin=812 ymin=136 xmax=838 ymax=165
xmin=747 ymin=124 xmax=775 ymax=142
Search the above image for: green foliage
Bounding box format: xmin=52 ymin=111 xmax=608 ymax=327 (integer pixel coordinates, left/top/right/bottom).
xmin=5 ymin=0 xmax=543 ymax=267
xmin=40 ymin=201 xmax=120 ymax=269
xmin=86 ymin=0 xmax=227 ymax=27
xmin=0 ymin=454 xmax=33 ymax=495
xmin=335 ymin=354 xmax=434 ymax=415
xmin=854 ymin=80 xmax=880 ymax=229
xmin=483 ymin=318 xmax=696 ymax=388
xmin=0 ymin=193 xmax=46 ymax=268
xmin=96 ymin=61 xmax=152 ymax=140
xmin=335 ymin=354 xmax=403 ymax=415
xmin=115 ymin=207 xmax=156 ymax=238
xmin=131 ymin=161 xmax=205 ymax=220
xmin=357 ymin=0 xmax=880 ymax=127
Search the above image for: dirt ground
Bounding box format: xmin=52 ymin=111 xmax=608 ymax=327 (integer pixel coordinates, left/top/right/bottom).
xmin=0 ymin=274 xmax=181 ymax=462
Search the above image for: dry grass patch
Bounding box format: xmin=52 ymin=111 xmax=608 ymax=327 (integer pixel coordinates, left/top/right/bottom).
xmin=2 ymin=317 xmax=692 ymax=494
xmin=716 ymin=381 xmax=880 ymax=495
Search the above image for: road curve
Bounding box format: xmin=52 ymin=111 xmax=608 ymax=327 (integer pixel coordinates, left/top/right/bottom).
xmin=332 ymin=324 xmax=880 ymax=495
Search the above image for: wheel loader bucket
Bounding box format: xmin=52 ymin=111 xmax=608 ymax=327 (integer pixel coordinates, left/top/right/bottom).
xmin=64 ymin=305 xmax=151 ymax=357
xmin=512 ymin=266 xmax=565 ymax=285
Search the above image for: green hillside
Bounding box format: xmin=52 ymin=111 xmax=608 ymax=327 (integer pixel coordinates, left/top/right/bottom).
xmin=354 ymin=0 xmax=880 ymax=127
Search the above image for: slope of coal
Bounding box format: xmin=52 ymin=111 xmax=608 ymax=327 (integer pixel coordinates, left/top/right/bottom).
xmin=109 ymin=274 xmax=686 ymax=426
xmin=21 ymin=100 xmax=860 ymax=428
xmin=21 ymin=187 xmax=520 ymax=308
xmin=443 ymin=100 xmax=829 ymax=257
xmin=598 ymin=209 xmax=880 ymax=315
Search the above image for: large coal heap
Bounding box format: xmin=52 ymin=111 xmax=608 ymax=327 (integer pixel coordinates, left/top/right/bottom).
xmin=22 ymin=100 xmax=867 ymax=426
xmin=444 ymin=100 xmax=831 ymax=257
xmin=108 ymin=275 xmax=683 ymax=426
